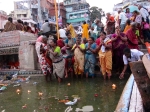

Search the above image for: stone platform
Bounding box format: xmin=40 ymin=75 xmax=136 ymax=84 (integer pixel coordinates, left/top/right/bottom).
xmin=0 ymin=70 xmax=42 ymax=75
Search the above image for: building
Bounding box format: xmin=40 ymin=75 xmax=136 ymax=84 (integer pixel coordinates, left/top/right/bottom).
xmin=13 ymin=1 xmax=32 ymax=20
xmin=49 ymin=2 xmax=67 ymax=25
xmin=63 ymin=0 xmax=90 ymax=26
xmin=0 ymin=10 xmax=8 ymax=29
xmin=113 ymin=0 xmax=150 ymax=12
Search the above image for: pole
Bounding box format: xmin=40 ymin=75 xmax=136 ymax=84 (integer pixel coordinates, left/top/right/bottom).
xmin=54 ymin=0 xmax=59 ymax=40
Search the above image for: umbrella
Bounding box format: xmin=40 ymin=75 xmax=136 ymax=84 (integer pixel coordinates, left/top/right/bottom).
xmin=126 ymin=5 xmax=139 ymax=12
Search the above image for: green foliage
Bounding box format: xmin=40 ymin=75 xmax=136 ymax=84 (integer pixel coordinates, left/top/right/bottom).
xmin=89 ymin=7 xmax=104 ymax=22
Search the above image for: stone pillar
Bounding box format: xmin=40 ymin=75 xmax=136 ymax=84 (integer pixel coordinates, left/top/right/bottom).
xmin=19 ymin=41 xmax=38 ymax=70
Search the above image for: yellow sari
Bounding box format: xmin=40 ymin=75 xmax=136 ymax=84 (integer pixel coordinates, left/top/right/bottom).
xmin=73 ymin=44 xmax=85 ymax=75
xmin=68 ymin=24 xmax=76 ymax=38
xmin=82 ymin=24 xmax=89 ymax=39
xmin=99 ymin=39 xmax=112 ymax=75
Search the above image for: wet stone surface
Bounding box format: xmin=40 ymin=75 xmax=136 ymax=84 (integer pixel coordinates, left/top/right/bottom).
xmin=0 ymin=76 xmax=128 ymax=112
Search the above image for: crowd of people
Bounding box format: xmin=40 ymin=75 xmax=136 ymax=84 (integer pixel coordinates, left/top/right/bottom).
xmin=1 ymin=4 xmax=149 ymax=83
xmin=1 ymin=17 xmax=39 ymax=34
xmin=36 ymin=4 xmax=150 ymax=82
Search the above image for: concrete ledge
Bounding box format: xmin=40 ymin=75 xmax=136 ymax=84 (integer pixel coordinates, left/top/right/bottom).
xmin=115 ymin=74 xmax=134 ymax=112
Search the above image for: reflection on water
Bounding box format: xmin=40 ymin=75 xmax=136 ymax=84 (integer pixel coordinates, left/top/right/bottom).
xmin=0 ymin=76 xmax=127 ymax=112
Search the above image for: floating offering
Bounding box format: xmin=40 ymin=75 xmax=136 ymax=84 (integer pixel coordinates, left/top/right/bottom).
xmin=22 ymin=104 xmax=27 ymax=109
xmin=67 ymin=83 xmax=71 ymax=86
xmin=28 ymin=90 xmax=31 ymax=94
xmin=16 ymin=89 xmax=21 ymax=94
xmin=38 ymin=92 xmax=43 ymax=96
xmin=94 ymin=93 xmax=98 ymax=97
xmin=112 ymin=84 xmax=117 ymax=89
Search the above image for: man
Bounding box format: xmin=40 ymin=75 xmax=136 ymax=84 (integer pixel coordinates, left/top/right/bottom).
xmin=119 ymin=48 xmax=144 ymax=79
xmin=58 ymin=26 xmax=67 ymax=40
xmin=118 ymin=9 xmax=128 ymax=32
xmin=138 ymin=4 xmax=149 ymax=23
xmin=4 ymin=17 xmax=16 ymax=32
xmin=41 ymin=20 xmax=51 ymax=37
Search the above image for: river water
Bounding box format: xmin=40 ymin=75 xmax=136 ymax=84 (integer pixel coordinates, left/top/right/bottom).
xmin=0 ymin=76 xmax=128 ymax=112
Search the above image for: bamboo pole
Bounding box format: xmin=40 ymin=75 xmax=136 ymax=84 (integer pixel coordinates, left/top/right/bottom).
xmin=54 ymin=0 xmax=59 ymax=40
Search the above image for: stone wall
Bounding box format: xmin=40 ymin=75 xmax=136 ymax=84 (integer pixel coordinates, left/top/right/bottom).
xmin=0 ymin=31 xmax=38 ymax=70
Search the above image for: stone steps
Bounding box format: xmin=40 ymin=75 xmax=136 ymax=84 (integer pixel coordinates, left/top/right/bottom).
xmin=0 ymin=70 xmax=42 ymax=75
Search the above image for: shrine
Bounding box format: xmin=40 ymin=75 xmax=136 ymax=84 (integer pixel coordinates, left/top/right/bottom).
xmin=0 ymin=31 xmax=41 ymax=75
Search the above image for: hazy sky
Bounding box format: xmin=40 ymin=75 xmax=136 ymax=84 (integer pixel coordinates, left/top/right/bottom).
xmin=0 ymin=0 xmax=122 ymax=14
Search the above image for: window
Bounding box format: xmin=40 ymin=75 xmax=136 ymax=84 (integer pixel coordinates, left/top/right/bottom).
xmin=17 ymin=14 xmax=21 ymax=18
xmin=23 ymin=14 xmax=27 ymax=17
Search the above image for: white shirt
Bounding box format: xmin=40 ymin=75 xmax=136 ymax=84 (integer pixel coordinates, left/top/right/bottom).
xmin=119 ymin=12 xmax=128 ymax=24
xmin=41 ymin=22 xmax=50 ymax=33
xmin=123 ymin=49 xmax=144 ymax=65
xmin=140 ymin=8 xmax=149 ymax=22
xmin=59 ymin=29 xmax=67 ymax=39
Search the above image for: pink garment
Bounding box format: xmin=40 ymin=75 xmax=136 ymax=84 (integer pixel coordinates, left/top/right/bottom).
xmin=36 ymin=36 xmax=43 ymax=42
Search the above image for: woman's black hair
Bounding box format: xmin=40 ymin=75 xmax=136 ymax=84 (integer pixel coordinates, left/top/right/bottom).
xmin=8 ymin=17 xmax=13 ymax=23
xmin=133 ymin=10 xmax=138 ymax=14
xmin=123 ymin=47 xmax=131 ymax=54
xmin=126 ymin=8 xmax=129 ymax=13
xmin=126 ymin=19 xmax=131 ymax=25
xmin=83 ymin=21 xmax=86 ymax=24
xmin=51 ymin=39 xmax=57 ymax=45
xmin=66 ymin=31 xmax=71 ymax=36
xmin=101 ymin=31 xmax=106 ymax=35
xmin=89 ymin=37 xmax=95 ymax=41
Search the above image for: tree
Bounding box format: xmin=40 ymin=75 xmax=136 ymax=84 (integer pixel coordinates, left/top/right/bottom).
xmin=89 ymin=6 xmax=104 ymax=22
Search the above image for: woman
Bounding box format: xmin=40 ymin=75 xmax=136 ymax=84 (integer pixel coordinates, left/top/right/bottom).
xmin=72 ymin=36 xmax=85 ymax=78
xmin=99 ymin=32 xmax=112 ymax=80
xmin=126 ymin=22 xmax=139 ymax=49
xmin=23 ymin=22 xmax=33 ymax=33
xmin=66 ymin=23 xmax=76 ymax=38
xmin=85 ymin=37 xmax=97 ymax=78
xmin=49 ymin=39 xmax=65 ymax=83
xmin=64 ymin=32 xmax=76 ymax=56
xmin=106 ymin=13 xmax=115 ymax=35
xmin=124 ymin=19 xmax=131 ymax=33
xmin=82 ymin=21 xmax=89 ymax=39
xmin=111 ymin=27 xmax=128 ymax=73
xmin=125 ymin=8 xmax=132 ymax=19
xmin=35 ymin=35 xmax=52 ymax=81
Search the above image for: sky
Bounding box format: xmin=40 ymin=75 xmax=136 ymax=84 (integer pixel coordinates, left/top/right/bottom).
xmin=0 ymin=0 xmax=122 ymax=14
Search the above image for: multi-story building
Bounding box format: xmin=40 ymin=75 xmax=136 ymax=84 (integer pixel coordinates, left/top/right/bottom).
xmin=113 ymin=0 xmax=150 ymax=12
xmin=63 ymin=0 xmax=90 ymax=26
xmin=0 ymin=10 xmax=7 ymax=29
xmin=49 ymin=2 xmax=67 ymax=25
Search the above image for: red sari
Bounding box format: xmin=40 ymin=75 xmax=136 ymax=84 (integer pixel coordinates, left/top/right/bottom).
xmin=126 ymin=29 xmax=139 ymax=49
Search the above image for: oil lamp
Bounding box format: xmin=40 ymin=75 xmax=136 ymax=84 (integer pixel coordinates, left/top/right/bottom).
xmin=38 ymin=92 xmax=43 ymax=97
xmin=28 ymin=90 xmax=31 ymax=94
xmin=112 ymin=84 xmax=116 ymax=90
xmin=16 ymin=89 xmax=21 ymax=94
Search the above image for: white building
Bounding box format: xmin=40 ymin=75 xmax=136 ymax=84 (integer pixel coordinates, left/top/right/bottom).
xmin=113 ymin=0 xmax=150 ymax=12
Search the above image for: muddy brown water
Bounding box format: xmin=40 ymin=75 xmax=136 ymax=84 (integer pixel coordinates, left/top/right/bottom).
xmin=0 ymin=76 xmax=128 ymax=112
